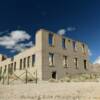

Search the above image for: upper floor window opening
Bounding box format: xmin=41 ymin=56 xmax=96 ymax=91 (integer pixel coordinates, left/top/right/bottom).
xmin=73 ymin=41 xmax=77 ymax=51
xmin=11 ymin=63 xmax=13 ymax=73
xmin=74 ymin=58 xmax=78 ymax=69
xmin=14 ymin=62 xmax=16 ymax=71
xmin=82 ymin=44 xmax=85 ymax=54
xmin=0 ymin=67 xmax=2 ymax=78
xmin=62 ymin=38 xmax=66 ymax=49
xmin=11 ymin=57 xmax=14 ymax=61
xmin=8 ymin=64 xmax=13 ymax=75
xmin=49 ymin=53 xmax=54 ymax=66
xmin=32 ymin=55 xmax=35 ymax=67
xmin=27 ymin=56 xmax=30 ymax=67
xmin=20 ymin=59 xmax=22 ymax=70
xmin=48 ymin=33 xmax=53 ymax=46
xmin=23 ymin=58 xmax=26 ymax=69
xmin=68 ymin=39 xmax=71 ymax=43
xmin=4 ymin=65 xmax=7 ymax=73
xmin=63 ymin=56 xmax=68 ymax=67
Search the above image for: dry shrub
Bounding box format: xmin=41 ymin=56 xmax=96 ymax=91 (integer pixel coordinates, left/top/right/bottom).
xmin=60 ymin=77 xmax=71 ymax=82
xmin=60 ymin=73 xmax=100 ymax=82
xmin=48 ymin=78 xmax=58 ymax=83
xmin=22 ymin=75 xmax=37 ymax=82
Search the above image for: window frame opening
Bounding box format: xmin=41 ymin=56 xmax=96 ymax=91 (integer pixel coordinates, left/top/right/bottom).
xmin=20 ymin=59 xmax=22 ymax=70
xmin=63 ymin=56 xmax=68 ymax=67
xmin=27 ymin=56 xmax=30 ymax=68
xmin=73 ymin=41 xmax=77 ymax=51
xmin=49 ymin=53 xmax=54 ymax=66
xmin=84 ymin=60 xmax=87 ymax=70
xmin=48 ymin=33 xmax=53 ymax=46
xmin=62 ymin=38 xmax=66 ymax=49
xmin=74 ymin=58 xmax=78 ymax=69
xmin=32 ymin=55 xmax=35 ymax=67
xmin=23 ymin=58 xmax=26 ymax=69
xmin=82 ymin=44 xmax=86 ymax=54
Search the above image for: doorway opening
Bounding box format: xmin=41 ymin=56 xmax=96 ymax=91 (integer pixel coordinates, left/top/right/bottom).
xmin=84 ymin=60 xmax=87 ymax=70
xmin=52 ymin=71 xmax=56 ymax=79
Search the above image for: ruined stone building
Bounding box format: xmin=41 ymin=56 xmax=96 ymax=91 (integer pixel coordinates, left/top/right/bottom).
xmin=0 ymin=29 xmax=90 ymax=81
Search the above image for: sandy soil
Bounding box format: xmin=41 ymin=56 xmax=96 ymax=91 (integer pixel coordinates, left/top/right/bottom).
xmin=0 ymin=82 xmax=100 ymax=100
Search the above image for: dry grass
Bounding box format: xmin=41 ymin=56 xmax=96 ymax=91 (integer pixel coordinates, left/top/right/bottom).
xmin=0 ymin=82 xmax=100 ymax=100
xmin=1 ymin=73 xmax=100 ymax=100
xmin=59 ymin=73 xmax=100 ymax=82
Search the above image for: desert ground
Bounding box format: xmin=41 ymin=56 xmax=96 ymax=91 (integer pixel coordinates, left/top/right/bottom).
xmin=0 ymin=81 xmax=100 ymax=100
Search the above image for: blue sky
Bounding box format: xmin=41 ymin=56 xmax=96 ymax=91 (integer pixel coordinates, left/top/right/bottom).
xmin=0 ymin=0 xmax=100 ymax=63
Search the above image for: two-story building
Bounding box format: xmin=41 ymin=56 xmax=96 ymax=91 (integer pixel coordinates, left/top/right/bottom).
xmin=0 ymin=29 xmax=90 ymax=81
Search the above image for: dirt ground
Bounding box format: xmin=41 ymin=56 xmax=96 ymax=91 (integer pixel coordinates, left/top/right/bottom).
xmin=0 ymin=82 xmax=100 ymax=100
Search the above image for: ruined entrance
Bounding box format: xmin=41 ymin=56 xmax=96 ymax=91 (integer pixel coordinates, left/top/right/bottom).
xmin=84 ymin=60 xmax=87 ymax=70
xmin=52 ymin=71 xmax=56 ymax=79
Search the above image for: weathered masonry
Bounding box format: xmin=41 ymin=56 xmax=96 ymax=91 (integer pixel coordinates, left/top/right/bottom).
xmin=0 ymin=29 xmax=90 ymax=81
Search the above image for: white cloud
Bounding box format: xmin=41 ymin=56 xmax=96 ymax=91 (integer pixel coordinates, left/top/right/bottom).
xmin=88 ymin=49 xmax=92 ymax=56
xmin=10 ymin=41 xmax=33 ymax=53
xmin=93 ymin=56 xmax=100 ymax=64
xmin=67 ymin=27 xmax=76 ymax=32
xmin=57 ymin=29 xmax=66 ymax=35
xmin=10 ymin=30 xmax=30 ymax=41
xmin=0 ymin=30 xmax=33 ymax=52
xmin=57 ymin=27 xmax=76 ymax=35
